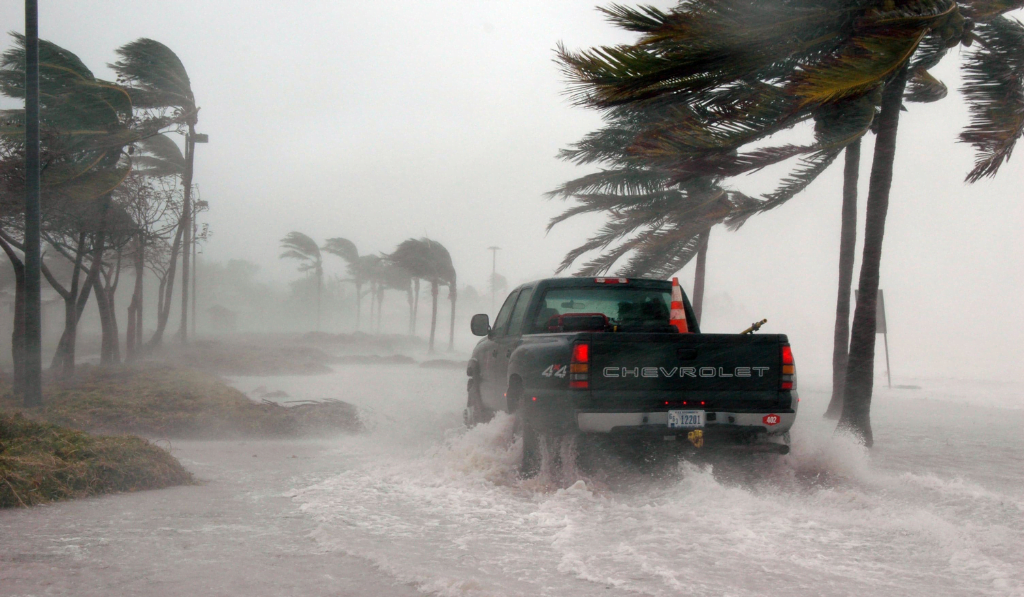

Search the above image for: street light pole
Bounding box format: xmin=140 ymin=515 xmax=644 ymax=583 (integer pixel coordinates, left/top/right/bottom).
xmin=22 ymin=0 xmax=42 ymax=406
xmin=487 ymin=246 xmax=500 ymax=311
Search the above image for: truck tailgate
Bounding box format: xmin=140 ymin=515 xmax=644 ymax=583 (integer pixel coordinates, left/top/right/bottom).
xmin=583 ymin=333 xmax=787 ymax=411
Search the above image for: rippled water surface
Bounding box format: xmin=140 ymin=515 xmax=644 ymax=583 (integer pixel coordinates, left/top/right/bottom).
xmin=227 ymin=367 xmax=1024 ymax=597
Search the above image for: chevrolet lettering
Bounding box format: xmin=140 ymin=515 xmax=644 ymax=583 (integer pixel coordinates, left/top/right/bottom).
xmin=602 ymin=366 xmax=770 ymax=378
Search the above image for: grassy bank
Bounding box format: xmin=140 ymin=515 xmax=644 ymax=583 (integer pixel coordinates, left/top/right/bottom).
xmin=1 ymin=365 xmax=361 ymax=439
xmin=0 ymin=412 xmax=193 ymax=508
xmin=165 ymin=338 xmax=334 ymax=375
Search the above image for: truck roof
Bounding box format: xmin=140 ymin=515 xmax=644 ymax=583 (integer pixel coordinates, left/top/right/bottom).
xmin=517 ymin=277 xmax=673 ymax=291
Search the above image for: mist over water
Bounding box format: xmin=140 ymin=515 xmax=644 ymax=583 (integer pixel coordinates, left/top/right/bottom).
xmin=226 ymin=366 xmax=1024 ymax=597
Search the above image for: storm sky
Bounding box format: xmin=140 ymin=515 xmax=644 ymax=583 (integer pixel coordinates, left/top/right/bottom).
xmin=2 ymin=1 xmax=1022 ymax=381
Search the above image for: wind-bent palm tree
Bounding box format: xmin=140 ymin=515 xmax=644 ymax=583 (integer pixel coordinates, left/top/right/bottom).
xmin=1 ymin=35 xmax=176 ymax=387
xmin=556 ymin=0 xmax=1024 ymax=444
xmin=280 ymin=232 xmax=323 ymax=331
xmin=133 ymin=133 xmax=185 ymax=350
xmin=322 ymin=237 xmax=365 ymax=329
xmin=370 ymin=260 xmax=414 ymax=334
xmin=388 ymin=238 xmax=457 ymax=352
xmin=111 ymin=38 xmax=199 ymax=344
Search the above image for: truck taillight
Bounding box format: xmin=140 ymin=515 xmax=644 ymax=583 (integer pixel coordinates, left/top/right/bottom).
xmin=570 ymin=342 xmax=589 ymax=389
xmin=781 ymin=344 xmax=796 ymax=391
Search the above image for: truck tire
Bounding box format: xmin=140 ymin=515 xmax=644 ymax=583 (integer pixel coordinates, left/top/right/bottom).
xmin=509 ymin=380 xmax=540 ymax=478
xmin=464 ymin=378 xmax=492 ymax=428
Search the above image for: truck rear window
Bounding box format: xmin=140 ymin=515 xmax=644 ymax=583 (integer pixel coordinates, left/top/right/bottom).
xmin=528 ymin=287 xmax=673 ymax=334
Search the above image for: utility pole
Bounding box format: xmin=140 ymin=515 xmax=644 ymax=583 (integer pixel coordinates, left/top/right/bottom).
xmin=487 ymin=246 xmax=500 ymax=311
xmin=22 ymin=0 xmax=43 ymax=406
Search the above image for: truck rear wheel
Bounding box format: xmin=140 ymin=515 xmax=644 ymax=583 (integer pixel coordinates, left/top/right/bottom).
xmin=508 ymin=380 xmax=540 ymax=478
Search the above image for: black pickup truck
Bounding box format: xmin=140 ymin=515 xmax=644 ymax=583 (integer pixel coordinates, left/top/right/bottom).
xmin=466 ymin=277 xmax=797 ymax=474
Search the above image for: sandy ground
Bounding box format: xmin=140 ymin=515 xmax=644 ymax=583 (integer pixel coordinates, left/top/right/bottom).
xmin=0 ymin=438 xmax=420 ymax=597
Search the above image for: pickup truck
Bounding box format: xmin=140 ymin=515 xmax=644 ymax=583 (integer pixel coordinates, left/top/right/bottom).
xmin=466 ymin=277 xmax=797 ymax=475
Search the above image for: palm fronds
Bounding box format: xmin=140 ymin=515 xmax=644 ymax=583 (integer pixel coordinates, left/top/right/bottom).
xmin=959 ymin=16 xmax=1024 ymax=181
xmin=110 ymin=39 xmax=195 ymax=118
xmin=132 ymin=133 xmax=185 ymax=178
xmin=322 ymin=237 xmax=359 ymax=263
xmin=280 ymin=232 xmax=321 ymax=263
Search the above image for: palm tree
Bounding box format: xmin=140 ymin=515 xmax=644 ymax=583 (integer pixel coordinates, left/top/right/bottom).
xmin=836 ymin=13 xmax=1024 ymax=444
xmin=388 ymin=238 xmax=457 ymax=352
xmin=370 ymin=260 xmax=414 ymax=334
xmin=322 ymin=237 xmax=365 ymax=329
xmin=556 ymin=0 xmax=1024 ymax=444
xmin=280 ymin=232 xmax=323 ymax=331
xmin=132 ymin=133 xmax=186 ymax=350
xmin=1 ymin=34 xmax=177 ymax=388
xmin=111 ymin=38 xmax=199 ymax=344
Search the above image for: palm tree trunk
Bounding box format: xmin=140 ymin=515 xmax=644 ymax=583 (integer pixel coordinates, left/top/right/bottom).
xmin=376 ymin=288 xmax=384 ymax=334
xmin=149 ymin=221 xmax=184 ymax=349
xmin=839 ymin=65 xmax=911 ymax=447
xmin=316 ymin=270 xmax=322 ymax=332
xmin=412 ymin=278 xmax=420 ymax=335
xmin=692 ymin=228 xmax=710 ymax=325
xmin=448 ymin=288 xmax=457 ymax=352
xmin=354 ymin=281 xmax=362 ymax=331
xmin=428 ymin=280 xmax=439 ymax=352
xmin=372 ymin=282 xmax=380 ymax=329
xmin=178 ymin=124 xmax=196 ymax=344
xmin=825 ymin=139 xmax=862 ymax=420
xmin=407 ymin=285 xmax=414 ymax=335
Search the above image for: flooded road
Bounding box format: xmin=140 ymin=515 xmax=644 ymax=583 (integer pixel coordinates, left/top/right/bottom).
xmin=230 ymin=366 xmax=1024 ymax=597
xmin=3 ymin=363 xmax=1022 ymax=597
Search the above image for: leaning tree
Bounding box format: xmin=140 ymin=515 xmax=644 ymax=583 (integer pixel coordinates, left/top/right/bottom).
xmin=556 ymin=0 xmax=1024 ymax=444
xmin=280 ymin=231 xmax=324 ymax=331
xmin=388 ymin=238 xmax=457 ymax=352
xmin=1 ymin=34 xmax=177 ymax=389
xmin=112 ymin=38 xmax=199 ymax=344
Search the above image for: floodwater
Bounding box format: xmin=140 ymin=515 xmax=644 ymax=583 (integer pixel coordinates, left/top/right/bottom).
xmin=2 ymin=363 xmax=1022 ymax=597
xmin=229 ymin=366 xmax=1024 ymax=597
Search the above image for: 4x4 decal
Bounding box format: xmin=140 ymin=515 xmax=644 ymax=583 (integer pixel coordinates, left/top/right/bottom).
xmin=541 ymin=364 xmax=568 ymax=378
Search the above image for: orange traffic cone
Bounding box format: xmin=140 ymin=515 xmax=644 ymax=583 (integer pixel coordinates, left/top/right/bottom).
xmin=670 ymin=277 xmax=689 ymax=333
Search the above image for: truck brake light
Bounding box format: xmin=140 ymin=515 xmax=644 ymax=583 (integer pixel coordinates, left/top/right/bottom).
xmin=570 ymin=342 xmax=589 ymax=389
xmin=781 ymin=344 xmax=796 ymax=390
xmin=594 ymin=277 xmax=628 ymax=284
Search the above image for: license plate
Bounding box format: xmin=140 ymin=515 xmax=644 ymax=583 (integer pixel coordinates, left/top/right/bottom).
xmin=667 ymin=410 xmax=705 ymax=429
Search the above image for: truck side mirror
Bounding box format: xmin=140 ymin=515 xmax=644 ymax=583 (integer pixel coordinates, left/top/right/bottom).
xmin=470 ymin=314 xmax=491 ymax=337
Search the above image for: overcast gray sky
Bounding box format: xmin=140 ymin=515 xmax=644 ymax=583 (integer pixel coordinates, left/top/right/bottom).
xmin=2 ymin=1 xmax=1022 ymax=381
